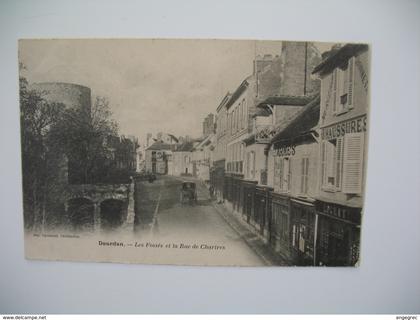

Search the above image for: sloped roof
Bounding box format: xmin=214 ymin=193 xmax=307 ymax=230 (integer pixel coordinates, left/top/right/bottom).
xmin=225 ymin=76 xmax=252 ymax=110
xmin=167 ymin=134 xmax=179 ymax=143
xmin=146 ymin=142 xmax=173 ymax=151
xmin=175 ymin=141 xmax=194 ymax=152
xmin=312 ymin=43 xmax=369 ymax=76
xmin=271 ymin=95 xmax=320 ymax=147
xmin=216 ymin=92 xmax=232 ymax=112
xmin=193 ymin=134 xmax=213 ymax=151
xmin=256 ymin=95 xmax=314 ymax=109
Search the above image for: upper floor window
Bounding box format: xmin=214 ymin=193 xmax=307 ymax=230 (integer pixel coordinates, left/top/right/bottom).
xmin=236 ymin=105 xmax=240 ymax=132
xmin=321 ymin=132 xmax=364 ymax=194
xmin=332 ymin=57 xmax=355 ymax=115
xmin=246 ymin=151 xmax=256 ymax=179
xmin=300 ymin=157 xmax=309 ymax=195
xmin=274 ymin=156 xmax=292 ymax=193
xmin=242 ymin=99 xmax=247 ymax=129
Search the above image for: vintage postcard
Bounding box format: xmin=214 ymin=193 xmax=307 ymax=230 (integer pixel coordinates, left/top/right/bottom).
xmin=19 ymin=39 xmax=370 ymax=266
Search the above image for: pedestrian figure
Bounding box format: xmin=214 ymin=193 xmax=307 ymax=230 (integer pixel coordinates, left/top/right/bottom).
xmin=209 ymin=185 xmax=215 ymax=199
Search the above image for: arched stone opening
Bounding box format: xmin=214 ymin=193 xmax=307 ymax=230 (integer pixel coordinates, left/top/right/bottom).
xmin=67 ymin=197 xmax=94 ymax=231
xmin=100 ymin=199 xmax=125 ymax=230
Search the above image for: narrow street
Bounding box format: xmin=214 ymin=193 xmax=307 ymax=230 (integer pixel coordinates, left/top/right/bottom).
xmin=134 ymin=175 xmax=266 ymax=266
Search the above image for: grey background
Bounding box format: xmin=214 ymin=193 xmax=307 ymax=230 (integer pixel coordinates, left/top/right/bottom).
xmin=0 ymin=0 xmax=419 ymax=314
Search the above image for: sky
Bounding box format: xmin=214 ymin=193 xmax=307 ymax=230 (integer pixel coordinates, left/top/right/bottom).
xmin=19 ymin=39 xmax=333 ymax=146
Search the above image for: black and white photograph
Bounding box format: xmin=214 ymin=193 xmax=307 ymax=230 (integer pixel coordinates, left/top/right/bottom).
xmin=1 ymin=0 xmax=419 ymax=316
xmin=19 ymin=39 xmax=370 ymax=267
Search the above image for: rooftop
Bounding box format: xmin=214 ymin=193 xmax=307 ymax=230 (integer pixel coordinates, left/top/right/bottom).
xmin=253 ymin=95 xmax=315 ymax=118
xmin=146 ymin=142 xmax=174 ymax=151
xmin=175 ymin=141 xmax=195 ymax=152
xmin=271 ymin=95 xmax=320 ymax=146
xmin=312 ymin=43 xmax=369 ymax=76
xmin=225 ymin=76 xmax=252 ymax=110
xmin=256 ymin=95 xmax=314 ymax=109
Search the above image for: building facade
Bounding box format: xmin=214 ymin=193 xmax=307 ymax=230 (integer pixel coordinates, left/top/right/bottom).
xmin=221 ymin=42 xmax=322 ymax=251
xmin=171 ymin=141 xmax=195 ymax=176
xmin=191 ymin=134 xmax=215 ymax=183
xmin=145 ymin=142 xmax=174 ymax=174
xmin=269 ymin=96 xmax=321 ymax=264
xmin=211 ymin=93 xmax=231 ymax=201
xmin=311 ymin=44 xmax=369 ymax=266
xmin=202 ymin=113 xmax=215 ymax=137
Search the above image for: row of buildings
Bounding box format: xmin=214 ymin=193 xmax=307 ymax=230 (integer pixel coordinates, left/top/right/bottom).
xmin=143 ymin=132 xmax=215 ymax=182
xmin=144 ymin=42 xmax=369 ymax=266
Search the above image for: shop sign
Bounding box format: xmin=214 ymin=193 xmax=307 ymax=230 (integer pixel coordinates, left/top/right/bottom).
xmin=273 ymin=145 xmax=296 ymax=157
xmin=321 ymin=115 xmax=367 ymax=140
xmin=317 ymin=201 xmax=361 ymax=224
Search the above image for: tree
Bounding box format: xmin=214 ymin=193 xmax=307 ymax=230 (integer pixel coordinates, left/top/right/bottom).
xmin=20 ymin=67 xmax=124 ymax=231
xmin=20 ymin=75 xmax=65 ymax=230
xmin=48 ymin=96 xmax=119 ymax=184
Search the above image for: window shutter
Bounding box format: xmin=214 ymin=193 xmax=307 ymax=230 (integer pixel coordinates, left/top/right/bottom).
xmin=274 ymin=156 xmax=281 ymax=190
xmin=300 ymin=158 xmax=305 ymax=194
xmin=279 ymin=158 xmax=284 ymax=190
xmin=321 ymin=141 xmax=327 ymax=187
xmin=332 ymin=69 xmax=337 ymax=114
xmin=288 ymin=158 xmax=292 ymax=191
xmin=347 ymin=57 xmax=355 ymax=109
xmin=305 ymin=158 xmax=309 ymax=194
xmin=252 ymin=151 xmax=256 ymax=179
xmin=246 ymin=152 xmax=250 ymax=177
xmin=335 ymin=137 xmax=344 ymax=189
xmin=342 ymin=133 xmax=364 ymax=194
xmin=327 ymin=142 xmax=335 ymax=178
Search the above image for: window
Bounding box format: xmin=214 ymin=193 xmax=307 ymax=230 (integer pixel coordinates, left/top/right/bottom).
xmin=246 ymin=151 xmax=256 ymax=179
xmin=284 ymin=158 xmax=292 ymax=191
xmin=321 ymin=132 xmax=364 ymax=194
xmin=233 ymin=108 xmax=236 ymax=132
xmin=242 ymin=99 xmax=247 ymax=128
xmin=342 ymin=133 xmax=364 ymax=194
xmin=240 ymin=103 xmax=244 ymax=129
xmin=300 ymin=157 xmax=309 ymax=195
xmin=275 ymin=157 xmax=292 ymax=192
xmin=272 ymin=203 xmax=288 ymax=243
xmin=236 ymin=106 xmax=240 ymax=132
xmin=321 ymin=139 xmax=339 ymax=189
xmin=279 ymin=211 xmax=288 ymax=242
xmin=274 ymin=156 xmax=281 ymax=188
xmin=333 ymin=57 xmax=355 ymax=115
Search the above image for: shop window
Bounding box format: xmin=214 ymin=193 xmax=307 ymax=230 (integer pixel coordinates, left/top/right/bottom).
xmin=279 ymin=211 xmax=288 ymax=242
xmin=292 ymin=208 xmax=315 ymax=256
xmin=273 ymin=203 xmax=288 ymax=243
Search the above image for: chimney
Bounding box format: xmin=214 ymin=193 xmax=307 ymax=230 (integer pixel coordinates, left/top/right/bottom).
xmin=253 ymin=54 xmax=274 ymax=75
xmin=279 ymin=42 xmax=322 ymax=96
xmin=146 ymin=133 xmax=152 ymax=147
